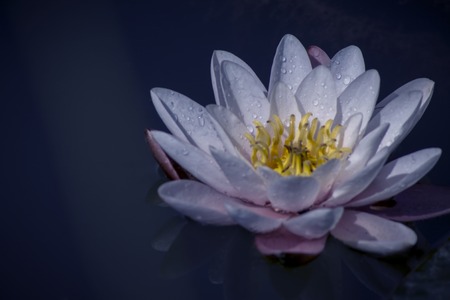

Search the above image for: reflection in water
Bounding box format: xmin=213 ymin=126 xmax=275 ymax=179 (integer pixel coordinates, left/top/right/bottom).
xmin=149 ymin=184 xmax=450 ymax=299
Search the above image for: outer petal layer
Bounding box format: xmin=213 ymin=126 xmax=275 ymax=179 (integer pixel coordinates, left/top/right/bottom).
xmin=331 ymin=210 xmax=417 ymax=255
xmin=255 ymin=228 xmax=327 ymax=256
xmin=158 ymin=180 xmax=238 ymax=225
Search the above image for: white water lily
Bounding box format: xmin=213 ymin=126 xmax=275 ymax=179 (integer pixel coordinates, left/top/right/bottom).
xmin=148 ymin=34 xmax=449 ymax=256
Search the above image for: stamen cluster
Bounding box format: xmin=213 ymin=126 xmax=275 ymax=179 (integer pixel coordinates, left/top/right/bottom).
xmin=245 ymin=114 xmax=351 ymax=176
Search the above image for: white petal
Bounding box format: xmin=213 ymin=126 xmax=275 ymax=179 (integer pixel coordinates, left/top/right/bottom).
xmin=267 ymin=176 xmax=320 ymax=212
xmin=268 ymin=34 xmax=312 ymax=95
xmin=224 ymin=202 xmax=289 ymax=233
xmin=284 ymin=207 xmax=344 ymax=239
xmin=256 ymin=166 xmax=282 ymax=184
xmin=367 ymin=90 xmax=422 ymax=152
xmin=340 ymin=123 xmax=389 ymax=179
xmin=211 ymin=50 xmax=267 ymax=107
xmin=206 ymin=104 xmax=251 ymax=159
xmin=331 ymin=210 xmax=417 ymax=255
xmin=221 ymin=61 xmax=270 ymax=129
xmin=330 ymin=46 xmax=365 ymax=96
xmin=324 ymin=148 xmax=389 ymax=207
xmin=349 ymin=148 xmax=442 ymax=207
xmin=152 ymin=131 xmax=236 ymax=196
xmin=312 ymin=159 xmax=343 ymax=203
xmin=268 ymin=81 xmax=301 ymax=123
xmin=210 ymin=148 xmax=268 ymax=205
xmin=158 ymin=180 xmax=238 ymax=225
xmin=151 ymin=88 xmax=236 ymax=155
xmin=295 ymin=65 xmax=337 ymax=124
xmin=340 ymin=113 xmax=362 ymax=149
xmin=339 ymin=70 xmax=380 ymax=132
xmin=374 ymin=78 xmax=434 ymax=125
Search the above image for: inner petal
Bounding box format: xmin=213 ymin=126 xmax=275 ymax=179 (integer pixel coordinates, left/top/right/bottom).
xmin=245 ymin=113 xmax=351 ymax=176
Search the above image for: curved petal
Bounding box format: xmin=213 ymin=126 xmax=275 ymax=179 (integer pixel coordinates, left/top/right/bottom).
xmin=224 ymin=202 xmax=289 ymax=233
xmin=331 ymin=210 xmax=417 ymax=255
xmin=312 ymin=159 xmax=343 ymax=203
xmin=269 ymin=34 xmax=312 ymax=95
xmin=366 ymin=184 xmax=450 ymax=221
xmin=324 ymin=148 xmax=390 ymax=207
xmin=158 ymin=180 xmax=239 ymax=225
xmin=349 ymin=148 xmax=442 ymax=207
xmin=211 ymin=50 xmax=267 ymax=107
xmin=366 ymin=90 xmax=422 ymax=153
xmin=210 ymin=148 xmax=268 ymax=205
xmin=339 ymin=69 xmax=380 ymax=132
xmin=268 ymin=81 xmax=301 ymax=123
xmin=151 ymin=88 xmax=236 ymax=155
xmin=221 ymin=61 xmax=270 ymax=129
xmin=374 ymin=78 xmax=434 ymax=126
xmin=330 ymin=46 xmax=365 ymax=96
xmin=339 ymin=123 xmax=389 ymax=180
xmin=284 ymin=207 xmax=344 ymax=239
xmin=146 ymin=130 xmax=186 ymax=180
xmin=206 ymin=104 xmax=251 ymax=159
xmin=151 ymin=131 xmax=236 ymax=196
xmin=295 ymin=65 xmax=337 ymax=124
xmin=307 ymin=45 xmax=331 ymax=68
xmin=267 ymin=176 xmax=320 ymax=212
xmin=339 ymin=112 xmax=362 ymax=149
xmin=255 ymin=228 xmax=327 ymax=255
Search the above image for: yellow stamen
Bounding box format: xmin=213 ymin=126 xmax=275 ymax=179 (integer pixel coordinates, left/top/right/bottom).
xmin=245 ymin=114 xmax=352 ymax=176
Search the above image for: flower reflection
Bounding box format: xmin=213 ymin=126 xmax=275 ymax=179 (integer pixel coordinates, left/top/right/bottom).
xmin=148 ymin=34 xmax=450 ymax=256
xmin=151 ymin=212 xmax=445 ymax=300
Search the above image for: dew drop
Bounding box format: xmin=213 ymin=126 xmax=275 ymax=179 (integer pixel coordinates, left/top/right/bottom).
xmin=281 ymin=56 xmax=287 ymax=62
xmin=336 ymin=73 xmax=342 ymax=80
xmin=320 ymin=105 xmax=324 ymax=110
xmin=334 ymin=60 xmax=340 ymax=65
xmin=247 ymin=125 xmax=254 ymax=133
xmin=287 ymin=84 xmax=293 ymax=90
xmin=343 ymin=76 xmax=351 ymax=85
xmin=288 ymin=69 xmax=292 ymax=74
xmin=281 ymin=68 xmax=287 ymax=74
xmin=313 ymin=100 xmax=319 ymax=106
xmin=181 ymin=149 xmax=189 ymax=156
xmin=198 ymin=115 xmax=205 ymax=126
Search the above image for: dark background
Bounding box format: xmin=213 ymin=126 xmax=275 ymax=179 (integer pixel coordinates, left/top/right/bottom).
xmin=2 ymin=0 xmax=450 ymax=299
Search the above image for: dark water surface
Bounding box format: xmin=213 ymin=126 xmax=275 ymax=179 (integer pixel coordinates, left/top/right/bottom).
xmin=2 ymin=0 xmax=450 ymax=299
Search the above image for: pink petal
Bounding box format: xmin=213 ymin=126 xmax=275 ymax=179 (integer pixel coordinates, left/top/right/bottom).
xmin=365 ymin=184 xmax=450 ymax=222
xmin=307 ymin=45 xmax=331 ymax=68
xmin=255 ymin=228 xmax=327 ymax=255
xmin=146 ymin=130 xmax=187 ymax=180
xmin=158 ymin=180 xmax=239 ymax=225
xmin=331 ymin=210 xmax=417 ymax=255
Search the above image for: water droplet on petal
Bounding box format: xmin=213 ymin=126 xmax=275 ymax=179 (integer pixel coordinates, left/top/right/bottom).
xmin=313 ymin=100 xmax=319 ymax=106
xmin=247 ymin=125 xmax=254 ymax=133
xmin=198 ymin=115 xmax=205 ymax=126
xmin=281 ymin=68 xmax=287 ymax=74
xmin=281 ymin=56 xmax=287 ymax=62
xmin=336 ymin=73 xmax=342 ymax=80
xmin=343 ymin=76 xmax=351 ymax=85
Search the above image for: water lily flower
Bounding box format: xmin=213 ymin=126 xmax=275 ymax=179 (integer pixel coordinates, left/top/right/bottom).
xmin=148 ymin=34 xmax=450 ymax=256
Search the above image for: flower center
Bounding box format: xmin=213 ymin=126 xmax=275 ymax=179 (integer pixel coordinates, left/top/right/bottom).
xmin=245 ymin=113 xmax=351 ymax=176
